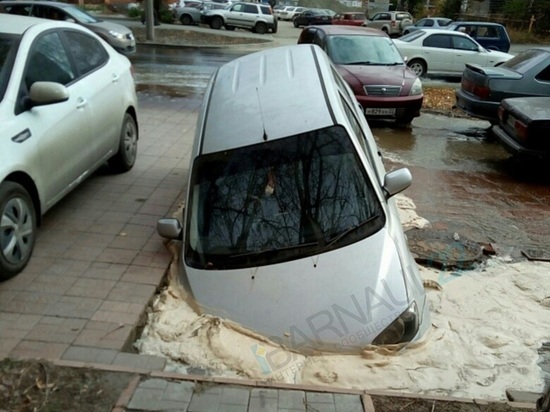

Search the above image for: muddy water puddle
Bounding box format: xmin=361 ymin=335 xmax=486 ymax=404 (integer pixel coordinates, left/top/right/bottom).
xmin=371 ymin=114 xmax=550 ymax=253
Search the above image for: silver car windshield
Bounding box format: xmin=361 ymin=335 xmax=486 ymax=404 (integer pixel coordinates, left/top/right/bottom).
xmin=64 ymin=6 xmax=99 ymax=23
xmin=185 ymin=125 xmax=385 ymax=270
xmin=326 ymin=35 xmax=404 ymax=65
xmin=0 ymin=34 xmax=19 ymax=103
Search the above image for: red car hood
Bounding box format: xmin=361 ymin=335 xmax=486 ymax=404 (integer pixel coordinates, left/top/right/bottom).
xmin=337 ymin=64 xmax=417 ymax=91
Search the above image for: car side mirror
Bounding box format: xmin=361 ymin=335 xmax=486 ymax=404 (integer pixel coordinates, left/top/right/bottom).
xmin=22 ymin=81 xmax=69 ymax=111
xmin=383 ymin=168 xmax=412 ymax=199
xmin=157 ymin=218 xmax=183 ymax=240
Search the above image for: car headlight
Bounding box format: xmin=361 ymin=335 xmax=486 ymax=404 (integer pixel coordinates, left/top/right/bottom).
xmin=108 ymin=30 xmax=125 ymax=40
xmin=372 ymin=302 xmax=419 ymax=345
xmin=409 ymin=77 xmax=422 ymax=96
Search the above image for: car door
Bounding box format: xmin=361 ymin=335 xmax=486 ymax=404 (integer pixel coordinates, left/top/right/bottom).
xmin=63 ymin=30 xmax=123 ymax=165
xmin=421 ymin=33 xmax=454 ymax=73
xmin=451 ymin=34 xmax=486 ymax=73
xmin=17 ymin=30 xmax=95 ymax=209
xmin=226 ymin=3 xmax=255 ymax=28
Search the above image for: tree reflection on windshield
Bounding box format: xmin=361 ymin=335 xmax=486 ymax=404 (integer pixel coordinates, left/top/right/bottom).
xmin=185 ymin=125 xmax=385 ymax=269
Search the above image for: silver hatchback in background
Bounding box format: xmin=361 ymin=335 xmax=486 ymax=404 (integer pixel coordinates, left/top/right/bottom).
xmin=0 ymin=1 xmax=136 ymax=55
xmin=157 ymin=44 xmax=431 ymax=353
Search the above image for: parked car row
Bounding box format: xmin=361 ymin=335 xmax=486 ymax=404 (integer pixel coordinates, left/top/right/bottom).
xmin=455 ymin=47 xmax=550 ymax=159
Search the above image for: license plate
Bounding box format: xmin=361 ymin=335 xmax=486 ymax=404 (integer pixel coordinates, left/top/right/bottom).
xmin=365 ymin=108 xmax=396 ymax=116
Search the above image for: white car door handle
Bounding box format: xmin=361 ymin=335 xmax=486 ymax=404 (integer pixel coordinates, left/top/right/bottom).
xmin=112 ymin=74 xmax=120 ymax=83
xmin=76 ymin=98 xmax=87 ymax=109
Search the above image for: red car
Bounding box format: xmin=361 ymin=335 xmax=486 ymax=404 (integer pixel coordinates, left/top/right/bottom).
xmin=332 ymin=12 xmax=365 ymax=26
xmin=298 ymin=25 xmax=423 ymax=125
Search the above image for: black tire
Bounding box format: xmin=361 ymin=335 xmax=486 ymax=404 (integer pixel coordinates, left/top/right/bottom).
xmin=109 ymin=113 xmax=138 ymax=173
xmin=210 ymin=16 xmax=223 ymax=30
xmin=254 ymin=22 xmax=268 ymax=34
xmin=0 ymin=182 xmax=36 ymax=281
xmin=271 ymin=25 xmax=277 ymax=34
xmin=293 ymin=19 xmax=299 ymax=28
xmin=180 ymin=14 xmax=192 ymax=25
xmin=408 ymin=59 xmax=427 ymax=77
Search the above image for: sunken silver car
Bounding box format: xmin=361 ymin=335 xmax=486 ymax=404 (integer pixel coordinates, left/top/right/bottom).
xmin=158 ymin=44 xmax=431 ymax=353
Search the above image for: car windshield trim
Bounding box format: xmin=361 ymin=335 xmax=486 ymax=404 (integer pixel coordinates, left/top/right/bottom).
xmin=185 ymin=125 xmax=386 ymax=270
xmin=0 ymin=34 xmax=19 ymax=104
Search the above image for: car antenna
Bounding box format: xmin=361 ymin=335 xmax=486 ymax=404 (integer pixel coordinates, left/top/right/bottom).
xmin=256 ymin=87 xmax=269 ymax=141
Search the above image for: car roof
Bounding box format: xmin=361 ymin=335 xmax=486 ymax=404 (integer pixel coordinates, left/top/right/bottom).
xmin=0 ymin=13 xmax=70 ymax=34
xmin=415 ymin=28 xmax=472 ymax=36
xmin=451 ymin=21 xmax=504 ymax=27
xmin=1 ymin=0 xmax=72 ymax=6
xmin=199 ymin=44 xmax=344 ymax=154
xmin=307 ymin=25 xmax=387 ymax=37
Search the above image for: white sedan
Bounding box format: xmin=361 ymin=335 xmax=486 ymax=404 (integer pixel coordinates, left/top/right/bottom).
xmin=0 ymin=15 xmax=138 ymax=280
xmin=393 ymin=28 xmax=514 ymax=77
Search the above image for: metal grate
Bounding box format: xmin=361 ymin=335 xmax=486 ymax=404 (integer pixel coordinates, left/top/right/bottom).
xmin=364 ymin=85 xmax=402 ymax=96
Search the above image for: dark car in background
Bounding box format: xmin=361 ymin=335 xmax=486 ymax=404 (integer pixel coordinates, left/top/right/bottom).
xmin=293 ymin=8 xmax=332 ymax=27
xmin=447 ymin=21 xmax=511 ymax=52
xmin=0 ymin=0 xmax=136 ymax=54
xmin=456 ymin=47 xmax=550 ymax=124
xmin=298 ymin=25 xmax=423 ymax=124
xmin=492 ymin=97 xmax=550 ymax=160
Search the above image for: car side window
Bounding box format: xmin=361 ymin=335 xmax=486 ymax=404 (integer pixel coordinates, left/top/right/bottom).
xmin=424 ymin=19 xmax=434 ymax=27
xmin=65 ymin=31 xmax=108 ymax=77
xmin=313 ymin=30 xmax=325 ymax=48
xmin=24 ymin=31 xmax=75 ymax=90
xmin=5 ymin=5 xmax=31 ymax=15
xmin=535 ymin=65 xmax=550 ymax=82
xmin=243 ymin=4 xmax=256 ymax=13
xmin=231 ymin=3 xmax=244 ymax=12
xmin=423 ymin=34 xmax=452 ymax=49
xmin=260 ymin=5 xmax=271 ymax=15
xmin=453 ymin=36 xmax=478 ymax=51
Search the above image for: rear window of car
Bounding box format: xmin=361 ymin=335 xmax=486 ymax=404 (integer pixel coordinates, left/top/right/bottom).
xmin=500 ymin=49 xmax=549 ymax=74
xmin=437 ymin=19 xmax=451 ymax=26
xmin=398 ymin=30 xmax=424 ymax=42
xmin=260 ymin=5 xmax=272 ymax=14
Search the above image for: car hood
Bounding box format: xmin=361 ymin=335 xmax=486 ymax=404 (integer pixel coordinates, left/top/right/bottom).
xmin=337 ymin=64 xmax=416 ymax=88
xmin=81 ymin=20 xmax=133 ymax=36
xmin=183 ymin=228 xmax=415 ymax=353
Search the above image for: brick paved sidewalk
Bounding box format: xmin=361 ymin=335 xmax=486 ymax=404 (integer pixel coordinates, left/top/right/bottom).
xmin=0 ymin=95 xmax=200 ymax=365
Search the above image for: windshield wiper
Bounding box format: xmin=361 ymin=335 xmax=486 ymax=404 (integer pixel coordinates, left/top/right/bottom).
xmin=228 ymin=241 xmax=319 ymax=260
xmin=324 ymin=215 xmax=379 ymax=249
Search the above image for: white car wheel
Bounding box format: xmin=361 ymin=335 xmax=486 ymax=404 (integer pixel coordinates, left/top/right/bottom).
xmin=0 ymin=182 xmax=36 ymax=281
